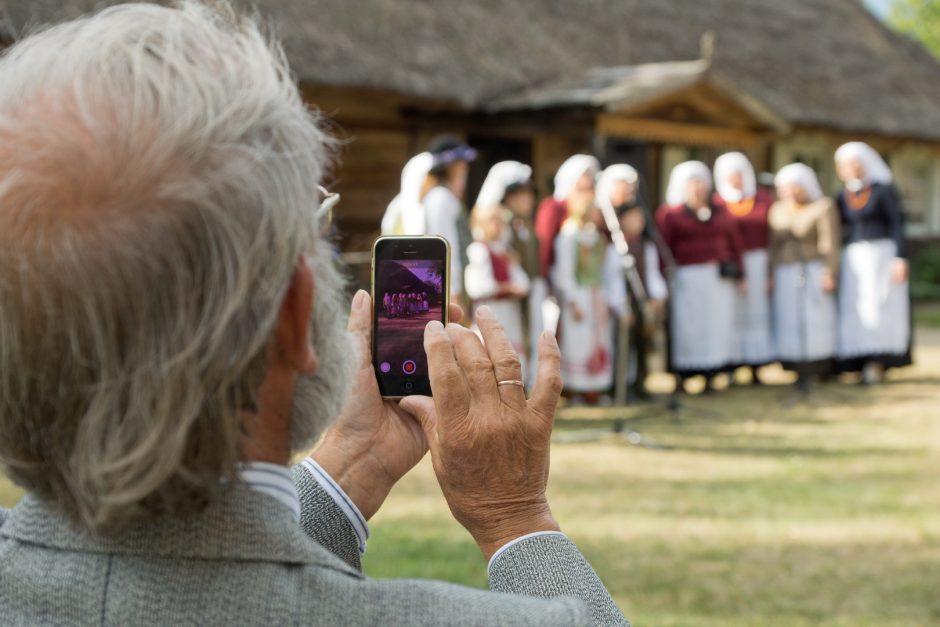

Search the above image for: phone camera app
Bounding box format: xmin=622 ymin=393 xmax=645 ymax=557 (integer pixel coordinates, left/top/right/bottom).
xmin=375 ymin=256 xmax=444 ymax=381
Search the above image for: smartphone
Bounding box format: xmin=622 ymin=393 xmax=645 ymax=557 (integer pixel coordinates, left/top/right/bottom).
xmin=372 ymin=236 xmax=450 ymax=398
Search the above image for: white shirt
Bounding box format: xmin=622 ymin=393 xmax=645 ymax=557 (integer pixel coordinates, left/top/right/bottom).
xmin=239 ymin=459 xmax=369 ymax=554
xmin=423 ymin=186 xmax=464 ymax=295
xmin=240 ymin=460 xmax=564 ymax=567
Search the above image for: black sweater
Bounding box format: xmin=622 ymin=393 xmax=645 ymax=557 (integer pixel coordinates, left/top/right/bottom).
xmin=836 ymin=183 xmax=907 ymax=258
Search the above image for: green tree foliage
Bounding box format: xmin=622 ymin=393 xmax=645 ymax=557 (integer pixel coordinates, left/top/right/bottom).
xmin=890 ymin=0 xmax=940 ymax=59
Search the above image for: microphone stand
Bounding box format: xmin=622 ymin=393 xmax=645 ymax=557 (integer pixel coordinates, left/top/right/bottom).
xmin=598 ymin=199 xmax=649 ymax=406
xmin=554 ymin=174 xmax=720 ymax=449
xmin=555 ymin=197 xmax=667 ymax=450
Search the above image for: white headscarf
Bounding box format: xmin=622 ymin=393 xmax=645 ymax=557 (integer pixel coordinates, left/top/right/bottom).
xmin=666 ymin=161 xmax=712 ymax=207
xmin=714 ymin=152 xmax=757 ymax=203
xmin=775 ymin=163 xmax=824 ymax=202
xmin=381 ymin=152 xmax=434 ymax=235
xmin=475 ymin=160 xmax=532 ymax=209
xmin=835 ymin=142 xmax=893 ymax=186
xmin=553 ymin=154 xmax=600 ymax=201
xmin=596 ymin=164 xmax=639 ymax=214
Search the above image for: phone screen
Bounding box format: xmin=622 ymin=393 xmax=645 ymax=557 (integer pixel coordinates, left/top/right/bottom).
xmin=372 ymin=236 xmax=449 ymax=397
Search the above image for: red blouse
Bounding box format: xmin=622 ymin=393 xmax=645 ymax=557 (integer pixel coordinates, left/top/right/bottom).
xmin=656 ymin=203 xmax=745 ymax=270
xmin=535 ymin=196 xmax=568 ymax=279
xmin=711 ymin=188 xmax=774 ymax=251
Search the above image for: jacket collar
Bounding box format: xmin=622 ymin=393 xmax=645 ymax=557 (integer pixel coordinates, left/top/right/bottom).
xmin=0 ymin=485 xmax=360 ymax=578
xmin=769 ymin=197 xmax=833 ymax=237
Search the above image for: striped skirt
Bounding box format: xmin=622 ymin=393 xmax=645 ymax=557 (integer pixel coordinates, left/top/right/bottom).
xmin=773 ymin=260 xmax=837 ymax=368
xmin=669 ymin=262 xmax=737 ymax=375
xmin=733 ymin=249 xmax=775 ymax=366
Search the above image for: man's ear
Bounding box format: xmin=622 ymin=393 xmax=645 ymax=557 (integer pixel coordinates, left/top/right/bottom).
xmin=275 ymin=255 xmax=318 ymax=374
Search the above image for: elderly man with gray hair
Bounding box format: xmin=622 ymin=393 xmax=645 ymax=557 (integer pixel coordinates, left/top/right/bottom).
xmin=0 ymin=3 xmax=628 ymax=626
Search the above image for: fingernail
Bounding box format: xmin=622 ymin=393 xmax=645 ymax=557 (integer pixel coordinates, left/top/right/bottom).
xmin=475 ymin=305 xmax=494 ymax=319
xmin=427 ymin=320 xmax=445 ymax=332
xmin=352 ymin=289 xmax=368 ymax=311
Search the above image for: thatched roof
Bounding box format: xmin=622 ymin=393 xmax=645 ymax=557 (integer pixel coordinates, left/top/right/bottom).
xmin=3 ymin=0 xmax=940 ymax=140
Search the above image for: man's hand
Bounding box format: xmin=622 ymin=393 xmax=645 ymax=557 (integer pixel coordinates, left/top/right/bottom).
xmin=312 ymin=290 xmax=463 ymax=520
xmin=821 ymin=270 xmax=836 ymax=294
xmin=400 ymin=306 xmax=563 ymax=560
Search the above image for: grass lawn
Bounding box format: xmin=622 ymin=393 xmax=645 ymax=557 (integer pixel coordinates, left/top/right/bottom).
xmin=2 ymin=329 xmax=939 ymax=626
xmin=913 ymin=302 xmax=940 ymax=329
xmin=363 ymin=329 xmax=940 ymax=627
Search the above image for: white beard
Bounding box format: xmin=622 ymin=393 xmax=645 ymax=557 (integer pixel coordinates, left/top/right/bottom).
xmin=289 ymin=240 xmax=356 ymax=452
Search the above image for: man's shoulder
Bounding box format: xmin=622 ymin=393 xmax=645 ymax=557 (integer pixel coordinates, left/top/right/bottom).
xmin=0 ymin=542 xmax=585 ymax=627
xmin=333 ymin=574 xmax=588 ymax=626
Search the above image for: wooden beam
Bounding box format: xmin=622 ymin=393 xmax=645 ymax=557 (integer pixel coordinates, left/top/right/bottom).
xmin=597 ymin=114 xmax=767 ymax=148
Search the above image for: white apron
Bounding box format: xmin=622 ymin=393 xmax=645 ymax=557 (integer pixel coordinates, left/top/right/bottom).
xmin=773 ymin=260 xmax=837 ymax=364
xmin=670 ymin=262 xmax=736 ymax=373
xmin=734 ymin=249 xmax=775 ymax=366
xmin=838 ymin=239 xmax=910 ymax=360
xmin=550 ymin=229 xmax=625 ymax=392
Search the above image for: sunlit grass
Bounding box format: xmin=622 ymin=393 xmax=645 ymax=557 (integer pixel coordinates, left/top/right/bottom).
xmin=363 ymin=330 xmax=940 ymax=626
xmin=914 ymin=302 xmax=940 ymax=328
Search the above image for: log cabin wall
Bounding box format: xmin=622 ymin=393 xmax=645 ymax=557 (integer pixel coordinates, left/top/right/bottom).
xmin=302 ymin=85 xmax=471 ymax=253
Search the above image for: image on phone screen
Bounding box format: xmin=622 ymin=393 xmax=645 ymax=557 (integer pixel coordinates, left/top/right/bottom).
xmin=373 ymin=237 xmax=449 ymax=397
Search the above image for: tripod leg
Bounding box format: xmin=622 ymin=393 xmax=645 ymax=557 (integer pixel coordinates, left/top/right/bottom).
xmin=614 ymin=315 xmax=630 ymax=406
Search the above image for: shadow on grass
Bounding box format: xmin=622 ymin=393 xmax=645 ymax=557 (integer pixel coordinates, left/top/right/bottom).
xmin=583 ymin=536 xmax=940 ymax=626
xmin=553 ymin=414 xmax=917 ymax=460
xmin=363 ymin=516 xmax=940 ymax=626
xmin=548 ymin=469 xmax=930 ymax=519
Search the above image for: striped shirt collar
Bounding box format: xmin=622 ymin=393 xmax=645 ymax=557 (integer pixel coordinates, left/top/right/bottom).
xmin=237 ymin=462 xmax=300 ymax=523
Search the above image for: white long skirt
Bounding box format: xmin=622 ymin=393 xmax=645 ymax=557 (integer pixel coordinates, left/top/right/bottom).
xmin=670 ymin=262 xmax=737 ymax=374
xmin=472 ymin=298 xmax=528 ymax=380
xmin=773 ymin=261 xmax=837 ymax=365
xmin=558 ymin=286 xmax=614 ymax=392
xmin=734 ymin=249 xmax=775 ymax=366
xmin=838 ymin=239 xmax=910 ymax=361
xmin=526 ymin=277 xmax=548 ymax=389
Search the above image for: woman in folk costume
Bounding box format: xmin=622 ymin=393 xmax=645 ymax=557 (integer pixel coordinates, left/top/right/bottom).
xmin=597 ymin=164 xmax=669 ymax=400
xmin=712 ymin=152 xmax=775 ymax=383
xmin=535 ymin=154 xmax=601 ymax=280
xmin=425 ymin=135 xmax=478 ymax=299
xmin=657 ymin=161 xmax=745 ymax=393
xmin=550 ymin=195 xmax=627 ymax=401
xmin=473 ymin=160 xmax=542 ymax=387
xmin=769 ymin=164 xmax=841 ymax=391
xmin=381 ymin=152 xmax=434 ymax=236
xmin=834 ymin=142 xmax=912 ymax=383
xmin=465 ymin=202 xmax=531 ymax=375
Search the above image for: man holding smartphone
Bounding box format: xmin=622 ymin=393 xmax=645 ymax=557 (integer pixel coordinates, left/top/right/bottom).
xmin=0 ymin=3 xmax=627 ymax=625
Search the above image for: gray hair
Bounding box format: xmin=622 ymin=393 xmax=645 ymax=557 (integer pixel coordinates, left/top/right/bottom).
xmin=0 ymin=2 xmax=337 ymax=531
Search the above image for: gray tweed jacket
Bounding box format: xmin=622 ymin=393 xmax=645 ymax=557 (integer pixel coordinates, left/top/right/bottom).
xmin=0 ymin=464 xmax=628 ymax=626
